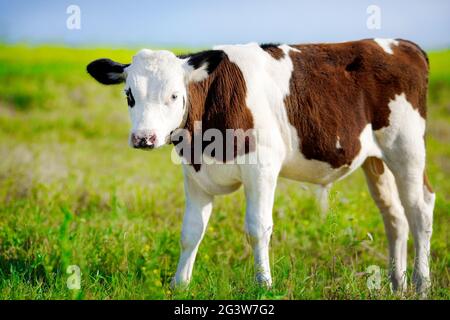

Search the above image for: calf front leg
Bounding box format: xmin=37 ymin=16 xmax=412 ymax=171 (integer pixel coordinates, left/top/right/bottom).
xmin=173 ymin=174 xmax=213 ymax=287
xmin=243 ymin=167 xmax=278 ymax=287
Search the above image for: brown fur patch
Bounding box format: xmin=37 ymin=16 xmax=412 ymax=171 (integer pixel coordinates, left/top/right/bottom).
xmin=176 ymin=54 xmax=254 ymax=171
xmin=363 ymin=157 xmax=385 ymax=176
xmin=261 ymin=44 xmax=285 ymax=60
xmin=424 ymin=171 xmax=434 ymax=193
xmin=284 ymin=39 xmax=429 ymax=168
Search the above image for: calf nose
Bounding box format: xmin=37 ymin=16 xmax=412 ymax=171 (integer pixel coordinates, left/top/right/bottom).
xmin=131 ymin=131 xmax=156 ymax=149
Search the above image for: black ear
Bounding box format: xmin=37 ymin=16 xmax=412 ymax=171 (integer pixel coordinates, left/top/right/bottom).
xmin=180 ymin=50 xmax=225 ymax=82
xmin=86 ymin=58 xmax=130 ymax=85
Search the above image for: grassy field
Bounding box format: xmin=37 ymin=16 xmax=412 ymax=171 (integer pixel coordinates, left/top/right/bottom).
xmin=0 ymin=44 xmax=448 ymax=300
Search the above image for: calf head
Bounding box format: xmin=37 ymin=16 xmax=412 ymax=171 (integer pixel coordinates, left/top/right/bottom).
xmin=87 ymin=49 xmax=224 ymax=149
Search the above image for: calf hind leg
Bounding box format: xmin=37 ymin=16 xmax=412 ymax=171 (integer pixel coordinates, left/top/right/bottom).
xmin=379 ymin=136 xmax=434 ymax=294
xmin=362 ymin=157 xmax=409 ymax=292
xmin=375 ymin=93 xmax=435 ymax=296
xmin=385 ymin=159 xmax=434 ymax=296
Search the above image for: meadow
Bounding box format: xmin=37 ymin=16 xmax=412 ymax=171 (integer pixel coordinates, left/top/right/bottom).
xmin=0 ymin=44 xmax=448 ymax=299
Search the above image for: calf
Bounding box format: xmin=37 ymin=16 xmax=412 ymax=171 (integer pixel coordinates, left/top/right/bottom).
xmin=87 ymin=39 xmax=434 ymax=295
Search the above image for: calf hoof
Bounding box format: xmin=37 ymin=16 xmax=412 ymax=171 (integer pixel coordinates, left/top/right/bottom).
xmin=390 ymin=273 xmax=407 ymax=295
xmin=256 ymin=273 xmax=272 ymax=288
xmin=170 ymin=277 xmax=189 ymax=290
xmin=413 ymin=272 xmax=431 ymax=298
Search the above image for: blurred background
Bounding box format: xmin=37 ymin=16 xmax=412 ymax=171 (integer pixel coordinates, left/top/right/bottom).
xmin=1 ymin=0 xmax=450 ymax=48
xmin=0 ymin=0 xmax=448 ymax=299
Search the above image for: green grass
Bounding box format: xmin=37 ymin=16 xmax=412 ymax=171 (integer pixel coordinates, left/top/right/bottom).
xmin=0 ymin=44 xmax=449 ymax=300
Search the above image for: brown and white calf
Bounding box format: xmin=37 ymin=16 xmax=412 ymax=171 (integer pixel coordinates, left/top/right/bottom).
xmin=87 ymin=38 xmax=435 ymax=294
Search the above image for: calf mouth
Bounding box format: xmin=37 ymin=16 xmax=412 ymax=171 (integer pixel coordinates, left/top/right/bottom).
xmin=133 ymin=145 xmax=155 ymax=150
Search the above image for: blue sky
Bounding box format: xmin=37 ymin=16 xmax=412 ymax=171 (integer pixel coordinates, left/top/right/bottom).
xmin=0 ymin=0 xmax=449 ymax=49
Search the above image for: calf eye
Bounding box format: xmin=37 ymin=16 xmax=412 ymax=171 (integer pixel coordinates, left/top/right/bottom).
xmin=171 ymin=93 xmax=178 ymax=101
xmin=125 ymin=88 xmax=135 ymax=108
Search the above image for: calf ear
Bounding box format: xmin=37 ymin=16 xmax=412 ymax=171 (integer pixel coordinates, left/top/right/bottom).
xmin=181 ymin=50 xmax=225 ymax=83
xmin=87 ymin=58 xmax=130 ymax=85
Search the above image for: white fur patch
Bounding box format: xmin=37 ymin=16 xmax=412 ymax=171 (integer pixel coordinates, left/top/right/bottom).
xmin=183 ymin=62 xmax=209 ymax=83
xmin=374 ymin=38 xmax=399 ymax=54
xmin=375 ymin=92 xmax=426 ymax=151
xmin=336 ymin=136 xmax=342 ymax=149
